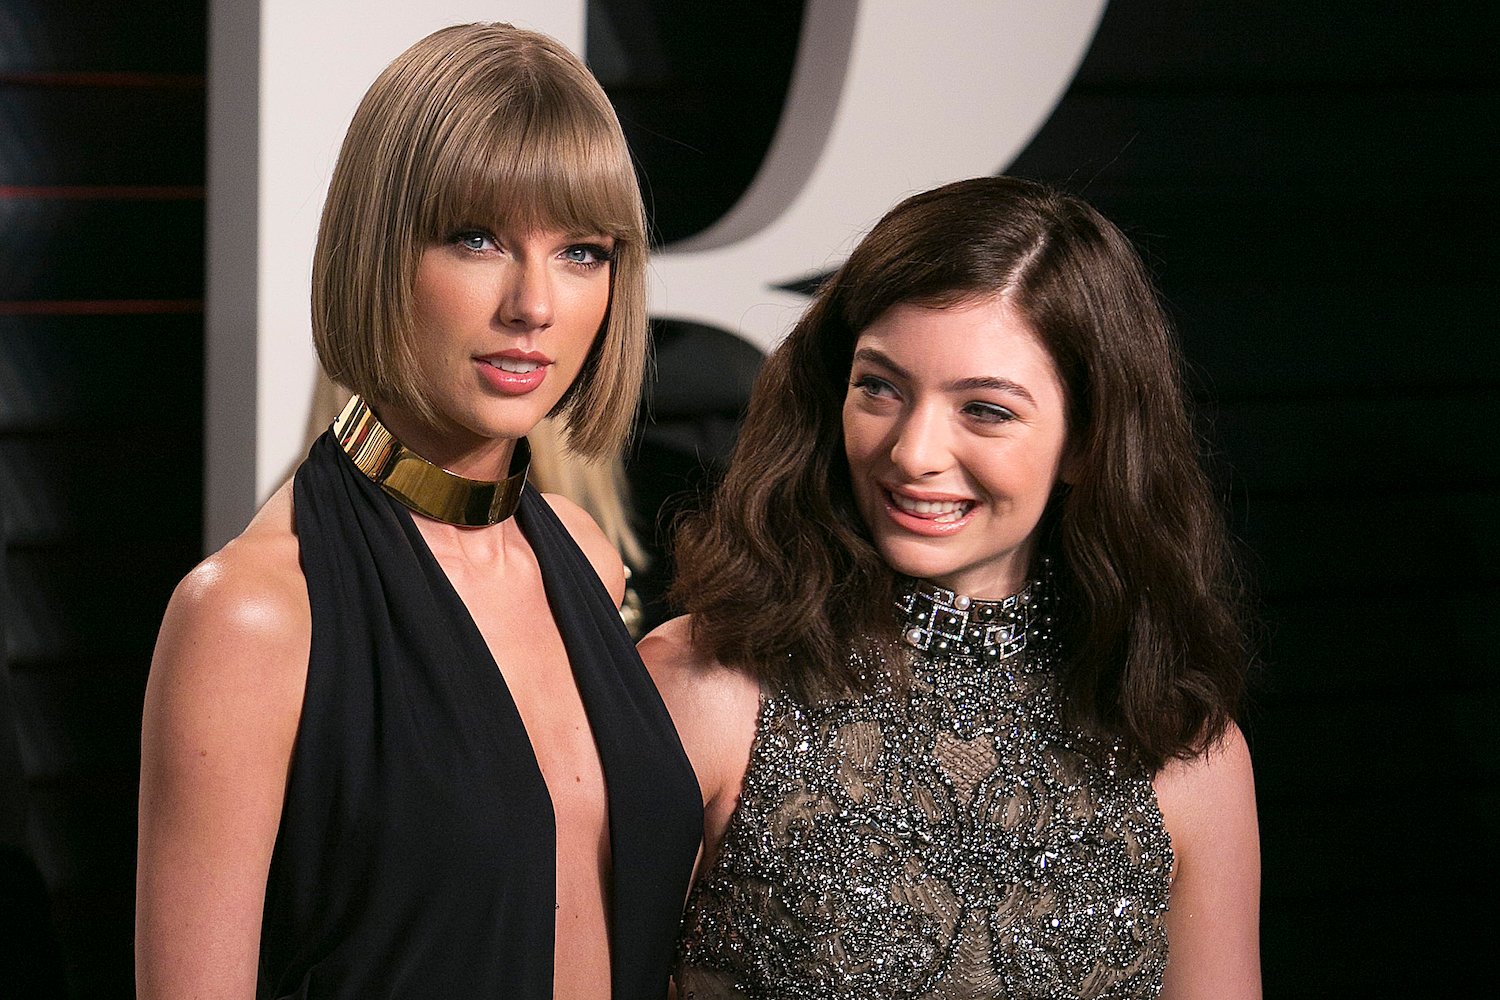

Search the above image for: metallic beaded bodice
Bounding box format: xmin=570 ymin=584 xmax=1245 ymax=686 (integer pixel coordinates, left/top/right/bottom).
xmin=677 ymin=579 xmax=1172 ymax=999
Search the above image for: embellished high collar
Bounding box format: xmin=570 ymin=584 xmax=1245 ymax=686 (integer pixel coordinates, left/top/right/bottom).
xmin=895 ymin=574 xmax=1052 ymax=663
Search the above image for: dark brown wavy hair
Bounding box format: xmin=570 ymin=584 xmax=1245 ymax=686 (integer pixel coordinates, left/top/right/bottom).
xmin=670 ymin=176 xmax=1248 ymax=769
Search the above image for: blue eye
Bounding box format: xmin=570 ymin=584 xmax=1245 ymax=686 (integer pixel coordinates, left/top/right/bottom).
xmin=452 ymin=230 xmax=497 ymax=252
xmin=562 ymin=243 xmax=614 ymax=268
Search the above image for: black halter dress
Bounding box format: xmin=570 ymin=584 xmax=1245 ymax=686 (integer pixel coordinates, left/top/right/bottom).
xmin=257 ymin=432 xmax=702 ymax=999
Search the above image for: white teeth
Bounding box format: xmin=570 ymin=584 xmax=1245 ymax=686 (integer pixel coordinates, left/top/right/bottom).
xmin=488 ymin=358 xmax=542 ymax=374
xmin=891 ymin=493 xmax=972 ymax=521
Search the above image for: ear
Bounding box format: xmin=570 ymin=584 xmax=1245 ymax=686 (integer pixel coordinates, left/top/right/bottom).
xmin=1057 ymin=436 xmax=1081 ymax=486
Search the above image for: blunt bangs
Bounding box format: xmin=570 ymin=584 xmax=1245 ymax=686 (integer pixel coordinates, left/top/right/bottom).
xmin=422 ymin=71 xmax=644 ymax=248
xmin=409 ymin=46 xmax=651 ymax=457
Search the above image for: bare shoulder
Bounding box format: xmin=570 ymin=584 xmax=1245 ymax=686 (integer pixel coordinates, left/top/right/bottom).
xmin=147 ymin=482 xmax=310 ymax=751
xmin=638 ymin=616 xmax=762 ymax=821
xmin=1153 ymin=722 xmax=1256 ymax=835
xmin=638 ymin=615 xmax=762 ymax=718
xmin=636 ymin=614 xmax=703 ymax=676
xmin=158 ymin=483 xmax=308 ymax=672
xmin=542 ymin=491 xmax=626 ymax=606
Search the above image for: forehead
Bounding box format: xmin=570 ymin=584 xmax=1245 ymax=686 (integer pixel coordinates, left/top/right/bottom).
xmin=855 ymin=298 xmax=1063 ymax=393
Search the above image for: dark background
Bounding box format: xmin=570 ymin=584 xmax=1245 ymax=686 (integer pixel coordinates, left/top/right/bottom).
xmin=2 ymin=1 xmax=1495 ymax=995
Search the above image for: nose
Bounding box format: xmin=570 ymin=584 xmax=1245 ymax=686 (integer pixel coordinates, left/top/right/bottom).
xmin=497 ymin=254 xmax=554 ymax=331
xmin=888 ymin=405 xmax=951 ymax=479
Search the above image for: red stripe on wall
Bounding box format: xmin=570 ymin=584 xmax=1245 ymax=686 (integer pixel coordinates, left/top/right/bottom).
xmin=0 ymin=71 xmax=204 ymax=89
xmin=0 ymin=300 xmax=204 ymax=316
xmin=0 ymin=185 xmax=205 ymax=200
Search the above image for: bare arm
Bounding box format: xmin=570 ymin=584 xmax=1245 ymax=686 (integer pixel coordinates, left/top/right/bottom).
xmin=1154 ymin=723 xmax=1262 ymax=1000
xmin=638 ymin=616 xmax=760 ymax=869
xmin=135 ymin=508 xmax=310 ymax=999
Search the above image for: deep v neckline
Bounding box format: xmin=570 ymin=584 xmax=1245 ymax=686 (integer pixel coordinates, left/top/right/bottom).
xmin=267 ymin=432 xmax=702 ymax=1000
xmin=391 ymin=487 xmax=624 ymax=973
xmin=397 ymin=502 xmax=567 ymax=799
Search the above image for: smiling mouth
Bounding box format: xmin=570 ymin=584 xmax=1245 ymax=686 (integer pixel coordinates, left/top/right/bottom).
xmin=888 ymin=491 xmax=974 ymax=523
xmin=484 ymin=357 xmax=545 ymax=374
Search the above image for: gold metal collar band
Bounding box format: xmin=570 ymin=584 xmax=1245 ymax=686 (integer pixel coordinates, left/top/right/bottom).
xmin=332 ymin=394 xmax=529 ymax=527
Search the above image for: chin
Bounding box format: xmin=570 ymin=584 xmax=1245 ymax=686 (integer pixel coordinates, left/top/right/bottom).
xmin=464 ymin=400 xmax=557 ymax=440
xmin=878 ymin=544 xmax=1027 ymax=599
xmin=875 ymin=540 xmax=953 ymax=584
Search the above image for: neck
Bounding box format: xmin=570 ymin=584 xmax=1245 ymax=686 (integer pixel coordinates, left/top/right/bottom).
xmin=333 ymin=395 xmax=529 ymax=527
xmin=373 ymin=401 xmax=518 ymax=481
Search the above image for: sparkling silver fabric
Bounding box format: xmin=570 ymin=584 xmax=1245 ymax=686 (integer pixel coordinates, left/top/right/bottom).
xmin=677 ymin=579 xmax=1173 ymax=999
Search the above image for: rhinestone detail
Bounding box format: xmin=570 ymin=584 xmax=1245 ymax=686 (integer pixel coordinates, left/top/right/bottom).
xmin=676 ymin=576 xmax=1172 ymax=999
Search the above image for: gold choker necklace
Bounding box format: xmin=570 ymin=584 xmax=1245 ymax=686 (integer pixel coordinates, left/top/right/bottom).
xmin=332 ymin=395 xmax=529 ymax=527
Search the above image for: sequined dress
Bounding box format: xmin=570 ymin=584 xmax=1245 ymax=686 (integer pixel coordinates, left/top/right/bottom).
xmin=677 ymin=579 xmax=1173 ymax=999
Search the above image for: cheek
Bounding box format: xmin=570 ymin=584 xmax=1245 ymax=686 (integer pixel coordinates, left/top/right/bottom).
xmin=840 ymin=408 xmax=875 ymax=473
xmin=1016 ymin=437 xmax=1070 ymax=505
xmin=571 ymin=278 xmax=612 ymax=328
xmin=413 ymin=274 xmax=479 ymax=332
xmin=564 ymin=313 xmax=607 ymax=377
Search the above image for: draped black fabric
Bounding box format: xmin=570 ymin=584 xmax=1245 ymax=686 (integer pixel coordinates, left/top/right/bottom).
xmin=259 ymin=433 xmax=702 ymax=1000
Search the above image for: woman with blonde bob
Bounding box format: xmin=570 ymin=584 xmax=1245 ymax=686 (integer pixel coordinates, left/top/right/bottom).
xmin=644 ymin=176 xmax=1260 ymax=998
xmin=137 ymin=24 xmax=700 ymax=1000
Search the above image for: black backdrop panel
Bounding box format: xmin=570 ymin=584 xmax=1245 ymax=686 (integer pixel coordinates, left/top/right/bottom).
xmin=1004 ymin=2 xmax=1499 ymax=991
xmin=0 ymin=0 xmax=205 ymax=995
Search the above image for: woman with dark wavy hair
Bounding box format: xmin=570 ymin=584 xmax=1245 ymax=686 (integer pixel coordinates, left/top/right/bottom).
xmin=642 ymin=176 xmax=1260 ymax=998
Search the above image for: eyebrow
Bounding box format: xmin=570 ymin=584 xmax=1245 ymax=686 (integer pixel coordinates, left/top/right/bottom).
xmin=851 ymin=346 xmax=1038 ymax=406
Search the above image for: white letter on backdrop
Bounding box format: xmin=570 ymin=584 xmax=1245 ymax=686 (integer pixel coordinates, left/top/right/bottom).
xmin=650 ymin=0 xmax=1107 ymax=353
xmin=205 ymin=0 xmax=1103 ymax=544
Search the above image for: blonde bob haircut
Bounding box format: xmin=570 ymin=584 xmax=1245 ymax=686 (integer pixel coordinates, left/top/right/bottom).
xmin=311 ymin=22 xmax=648 ymax=459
